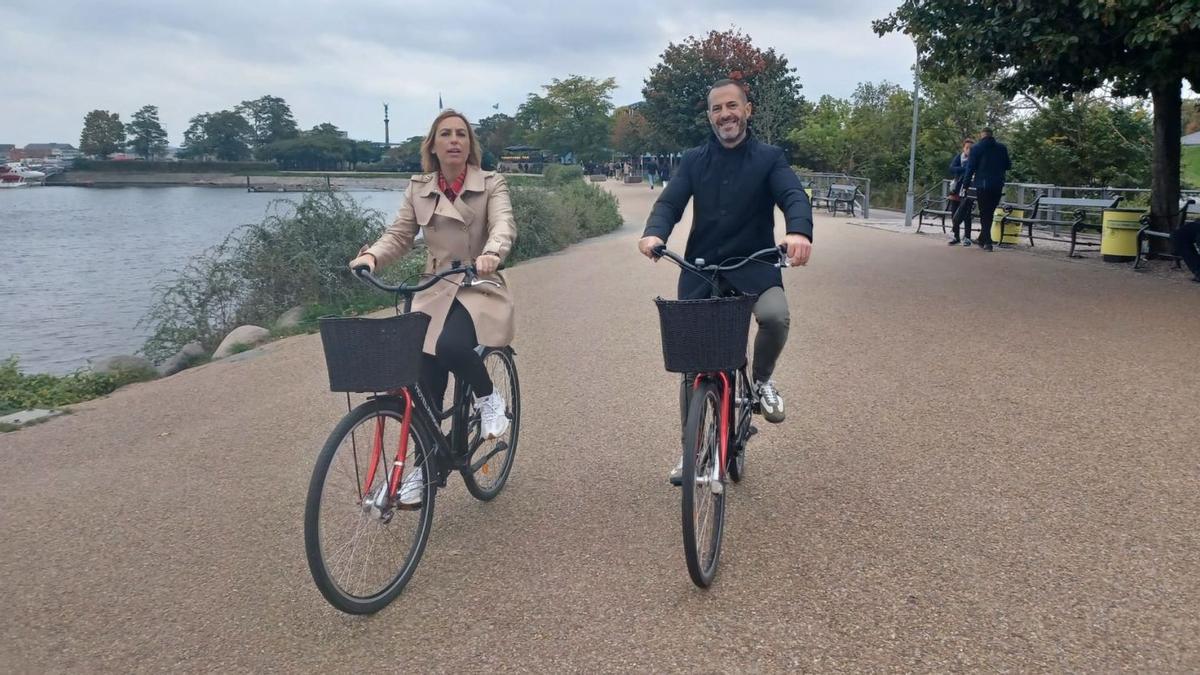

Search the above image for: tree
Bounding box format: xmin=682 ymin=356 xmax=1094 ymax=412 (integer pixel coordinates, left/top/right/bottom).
xmin=349 ymin=141 xmax=382 ymax=169
xmin=476 ymin=113 xmax=519 ymax=159
xmin=260 ymin=135 xmax=350 ymax=170
xmin=79 ymin=110 xmax=126 ymax=158
xmin=787 ymin=95 xmax=853 ymax=172
xmin=306 ymin=122 xmax=347 ymax=138
xmin=237 ymin=95 xmax=299 ymax=151
xmin=1008 ymin=96 xmax=1153 ymax=188
xmin=125 ymin=105 xmax=169 ymax=159
xmin=516 ymin=75 xmax=617 ymax=162
xmin=178 ymin=110 xmax=253 ymax=161
xmin=874 ymin=0 xmax=1200 ymax=232
xmin=383 ymin=135 xmax=425 ymax=172
xmin=1184 ymin=99 xmax=1200 ymax=135
xmin=611 ymin=105 xmax=653 ymax=158
xmin=642 ymin=28 xmax=805 ymax=149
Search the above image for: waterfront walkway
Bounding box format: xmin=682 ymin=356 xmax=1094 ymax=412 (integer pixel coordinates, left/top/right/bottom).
xmin=2 ymin=183 xmax=1198 ymax=671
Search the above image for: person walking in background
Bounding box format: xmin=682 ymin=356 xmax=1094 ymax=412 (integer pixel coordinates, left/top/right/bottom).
xmin=646 ymin=158 xmax=659 ymax=190
xmin=947 ymin=138 xmax=975 ymax=246
xmin=961 ymin=128 xmax=1011 ymax=252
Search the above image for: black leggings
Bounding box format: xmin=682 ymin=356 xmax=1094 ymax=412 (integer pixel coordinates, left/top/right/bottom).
xmin=419 ymin=300 xmax=492 ymax=407
xmin=951 ymin=197 xmax=974 ymax=240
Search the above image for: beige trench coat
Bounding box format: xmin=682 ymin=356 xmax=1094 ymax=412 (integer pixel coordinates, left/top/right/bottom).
xmin=365 ymin=166 xmax=517 ymax=355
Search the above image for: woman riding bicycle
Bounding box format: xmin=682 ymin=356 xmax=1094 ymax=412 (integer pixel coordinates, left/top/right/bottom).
xmin=349 ymin=108 xmax=516 ymax=465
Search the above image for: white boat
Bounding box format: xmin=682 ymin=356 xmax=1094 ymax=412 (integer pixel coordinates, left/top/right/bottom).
xmin=0 ymin=163 xmax=46 ymax=188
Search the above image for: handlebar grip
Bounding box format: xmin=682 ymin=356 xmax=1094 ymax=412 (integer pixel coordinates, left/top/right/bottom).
xmin=651 ymin=244 xmax=666 ymax=257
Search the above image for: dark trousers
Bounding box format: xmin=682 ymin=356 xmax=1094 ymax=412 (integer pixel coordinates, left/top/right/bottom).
xmin=1172 ymin=220 xmax=1200 ymax=278
xmin=976 ymin=188 xmax=1003 ymax=245
xmin=419 ymin=300 xmax=492 ymax=408
xmin=951 ymin=197 xmax=975 ymax=240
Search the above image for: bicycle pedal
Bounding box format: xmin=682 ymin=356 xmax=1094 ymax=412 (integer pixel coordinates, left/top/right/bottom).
xmin=748 ymin=425 xmax=759 ymax=437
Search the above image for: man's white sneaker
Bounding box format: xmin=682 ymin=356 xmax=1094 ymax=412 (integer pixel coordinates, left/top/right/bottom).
xmin=475 ymin=391 xmax=510 ymax=439
xmin=398 ymin=467 xmax=423 ymax=507
xmin=756 ymin=380 xmax=785 ymax=423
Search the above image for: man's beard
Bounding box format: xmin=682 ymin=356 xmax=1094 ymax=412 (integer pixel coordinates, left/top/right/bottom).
xmin=711 ymin=116 xmax=746 ymax=143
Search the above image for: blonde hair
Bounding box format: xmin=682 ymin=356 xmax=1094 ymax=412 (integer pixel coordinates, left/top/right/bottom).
xmin=420 ymin=109 xmax=482 ymax=173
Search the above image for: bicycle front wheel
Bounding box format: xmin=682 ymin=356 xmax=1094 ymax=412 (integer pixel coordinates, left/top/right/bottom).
xmin=462 ymin=347 xmax=520 ymax=501
xmin=681 ymin=379 xmax=726 ymax=588
xmin=304 ymin=398 xmax=436 ymax=614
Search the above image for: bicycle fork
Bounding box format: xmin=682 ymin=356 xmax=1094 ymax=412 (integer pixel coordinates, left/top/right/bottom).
xmin=691 ymin=372 xmax=731 ymax=495
xmin=362 ymin=388 xmax=415 ymax=518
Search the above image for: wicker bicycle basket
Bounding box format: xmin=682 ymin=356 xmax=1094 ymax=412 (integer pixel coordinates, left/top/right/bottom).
xmin=318 ymin=312 xmax=431 ymax=392
xmin=653 ymin=294 xmax=756 ymax=373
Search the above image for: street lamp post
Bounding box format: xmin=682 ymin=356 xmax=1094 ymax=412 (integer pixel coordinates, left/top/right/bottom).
xmin=904 ymin=54 xmax=920 ymax=228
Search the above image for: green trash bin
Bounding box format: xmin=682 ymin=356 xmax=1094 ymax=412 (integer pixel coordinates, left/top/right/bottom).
xmin=1101 ymin=208 xmax=1143 ymax=262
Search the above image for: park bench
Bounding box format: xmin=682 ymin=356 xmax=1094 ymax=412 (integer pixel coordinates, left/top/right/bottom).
xmin=811 ymin=183 xmax=860 ymax=217
xmin=917 ymin=187 xmax=974 ymax=234
xmin=1133 ymin=197 xmax=1196 ymax=270
xmin=997 ymin=195 xmax=1121 ymax=256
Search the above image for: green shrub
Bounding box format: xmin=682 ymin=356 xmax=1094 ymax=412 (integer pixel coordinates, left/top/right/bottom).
xmin=543 ymin=164 xmax=584 ymax=187
xmin=0 ymin=357 xmax=155 ymax=413
xmin=557 ymin=182 xmax=623 ymax=237
xmin=141 ymin=191 xmax=393 ymax=362
xmin=508 ymin=186 xmax=576 ymax=262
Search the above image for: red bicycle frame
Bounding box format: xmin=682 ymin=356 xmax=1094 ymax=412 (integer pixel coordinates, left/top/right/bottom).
xmin=360 ymin=387 xmax=415 ymax=501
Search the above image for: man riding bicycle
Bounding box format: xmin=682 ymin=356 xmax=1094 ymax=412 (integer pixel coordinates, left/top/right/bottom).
xmin=637 ymin=78 xmax=814 ymax=482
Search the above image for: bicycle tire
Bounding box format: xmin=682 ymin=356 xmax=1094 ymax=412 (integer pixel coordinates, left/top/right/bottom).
xmin=461 ymin=347 xmax=520 ymax=501
xmin=681 ymin=379 xmax=726 ymax=587
xmin=304 ymin=397 xmax=436 ymax=614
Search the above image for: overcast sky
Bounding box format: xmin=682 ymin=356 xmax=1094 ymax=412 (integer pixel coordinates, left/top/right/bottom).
xmin=1 ymin=1 xmax=916 ymax=147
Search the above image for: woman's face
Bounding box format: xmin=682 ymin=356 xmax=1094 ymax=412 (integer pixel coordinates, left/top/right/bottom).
xmin=963 ymin=141 xmax=973 ymax=155
xmin=434 ymin=116 xmax=470 ymax=168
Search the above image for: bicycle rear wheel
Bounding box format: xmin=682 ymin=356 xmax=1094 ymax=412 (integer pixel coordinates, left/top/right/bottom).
xmin=681 ymin=379 xmax=726 ymax=587
xmin=304 ymin=397 xmax=436 ymax=614
xmin=462 ymin=347 xmax=520 ymax=500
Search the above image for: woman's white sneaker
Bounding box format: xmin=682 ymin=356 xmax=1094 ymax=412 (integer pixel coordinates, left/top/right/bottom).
xmin=475 ymin=392 xmax=510 ymax=439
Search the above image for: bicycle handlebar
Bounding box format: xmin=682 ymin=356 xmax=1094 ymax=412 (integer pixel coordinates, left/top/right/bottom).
xmin=352 ymin=261 xmax=500 ymax=295
xmin=651 ymin=244 xmax=789 ymax=273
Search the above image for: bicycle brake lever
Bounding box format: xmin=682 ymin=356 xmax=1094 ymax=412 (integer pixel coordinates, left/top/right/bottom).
xmin=469 ymin=278 xmax=502 ymax=288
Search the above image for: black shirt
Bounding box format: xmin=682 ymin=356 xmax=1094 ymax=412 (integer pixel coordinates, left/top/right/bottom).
xmin=643 ymin=133 xmax=813 ymax=299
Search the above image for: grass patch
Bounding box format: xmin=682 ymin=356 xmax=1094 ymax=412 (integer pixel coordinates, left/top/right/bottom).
xmin=1183 ymin=145 xmax=1200 ymax=189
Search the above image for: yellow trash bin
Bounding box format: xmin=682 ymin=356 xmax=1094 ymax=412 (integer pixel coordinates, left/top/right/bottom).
xmin=1101 ymin=208 xmax=1143 ymax=262
xmin=991 ymin=208 xmax=1023 ymax=245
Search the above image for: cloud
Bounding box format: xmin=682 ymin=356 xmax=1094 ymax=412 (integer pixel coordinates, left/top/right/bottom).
xmin=0 ymin=0 xmax=914 ymax=146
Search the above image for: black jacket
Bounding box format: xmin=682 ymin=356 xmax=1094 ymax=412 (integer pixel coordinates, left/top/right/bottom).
xmin=963 ymin=136 xmax=1011 ymax=193
xmin=643 ymin=134 xmax=813 ymax=299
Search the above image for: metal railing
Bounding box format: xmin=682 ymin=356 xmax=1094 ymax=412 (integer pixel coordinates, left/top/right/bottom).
xmin=796 ymin=171 xmax=872 ymax=218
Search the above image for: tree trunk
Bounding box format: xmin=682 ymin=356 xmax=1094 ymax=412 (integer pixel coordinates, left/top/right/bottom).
xmin=1149 ymin=79 xmax=1182 ymax=248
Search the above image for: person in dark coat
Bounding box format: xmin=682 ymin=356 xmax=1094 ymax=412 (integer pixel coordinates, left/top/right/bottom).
xmin=639 ymin=79 xmax=813 ymax=484
xmin=962 ymin=128 xmax=1012 ymax=252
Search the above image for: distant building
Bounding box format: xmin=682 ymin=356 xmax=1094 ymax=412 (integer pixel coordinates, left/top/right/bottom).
xmin=498 ymin=145 xmax=545 ymax=173
xmin=0 ymin=144 xmax=14 ymax=162
xmin=22 ymin=143 xmax=81 ymax=162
